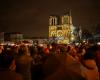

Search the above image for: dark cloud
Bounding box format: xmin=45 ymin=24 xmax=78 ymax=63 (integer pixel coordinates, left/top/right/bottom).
xmin=0 ymin=0 xmax=100 ymax=37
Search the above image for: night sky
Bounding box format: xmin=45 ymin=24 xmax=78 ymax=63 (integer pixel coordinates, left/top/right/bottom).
xmin=0 ymin=0 xmax=100 ymax=37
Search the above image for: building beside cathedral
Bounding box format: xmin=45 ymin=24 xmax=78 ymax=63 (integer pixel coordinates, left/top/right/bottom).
xmin=49 ymin=11 xmax=76 ymax=44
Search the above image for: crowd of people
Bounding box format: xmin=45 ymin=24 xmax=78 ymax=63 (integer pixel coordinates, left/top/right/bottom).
xmin=0 ymin=42 xmax=100 ymax=80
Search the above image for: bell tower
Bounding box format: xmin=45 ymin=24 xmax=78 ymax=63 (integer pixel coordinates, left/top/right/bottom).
xmin=49 ymin=16 xmax=58 ymax=38
xmin=61 ymin=9 xmax=72 ymax=25
xmin=49 ymin=16 xmax=58 ymax=26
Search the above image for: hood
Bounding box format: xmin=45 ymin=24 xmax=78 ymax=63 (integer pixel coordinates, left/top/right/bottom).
xmin=83 ymin=60 xmax=97 ymax=70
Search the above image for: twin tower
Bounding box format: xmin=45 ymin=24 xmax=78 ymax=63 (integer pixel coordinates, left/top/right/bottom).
xmin=49 ymin=11 xmax=75 ymax=44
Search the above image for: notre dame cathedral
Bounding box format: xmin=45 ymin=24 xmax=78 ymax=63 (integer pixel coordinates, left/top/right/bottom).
xmin=49 ymin=11 xmax=76 ymax=44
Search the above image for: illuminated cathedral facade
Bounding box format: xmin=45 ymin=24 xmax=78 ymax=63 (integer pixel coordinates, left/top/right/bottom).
xmin=49 ymin=11 xmax=76 ymax=44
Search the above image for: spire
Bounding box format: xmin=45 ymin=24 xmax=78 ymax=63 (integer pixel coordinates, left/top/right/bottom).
xmin=64 ymin=8 xmax=71 ymax=16
xmin=69 ymin=9 xmax=71 ymax=16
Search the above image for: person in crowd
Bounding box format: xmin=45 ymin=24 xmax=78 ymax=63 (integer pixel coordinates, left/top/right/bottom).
xmin=43 ymin=52 xmax=85 ymax=80
xmin=93 ymin=45 xmax=100 ymax=77
xmin=77 ymin=46 xmax=86 ymax=62
xmin=67 ymin=45 xmax=80 ymax=61
xmin=15 ymin=44 xmax=33 ymax=80
xmin=31 ymin=46 xmax=46 ymax=80
xmin=81 ymin=46 xmax=99 ymax=80
xmin=0 ymin=53 xmax=23 ymax=80
xmin=0 ymin=45 xmax=4 ymax=54
xmin=11 ymin=45 xmax=19 ymax=58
